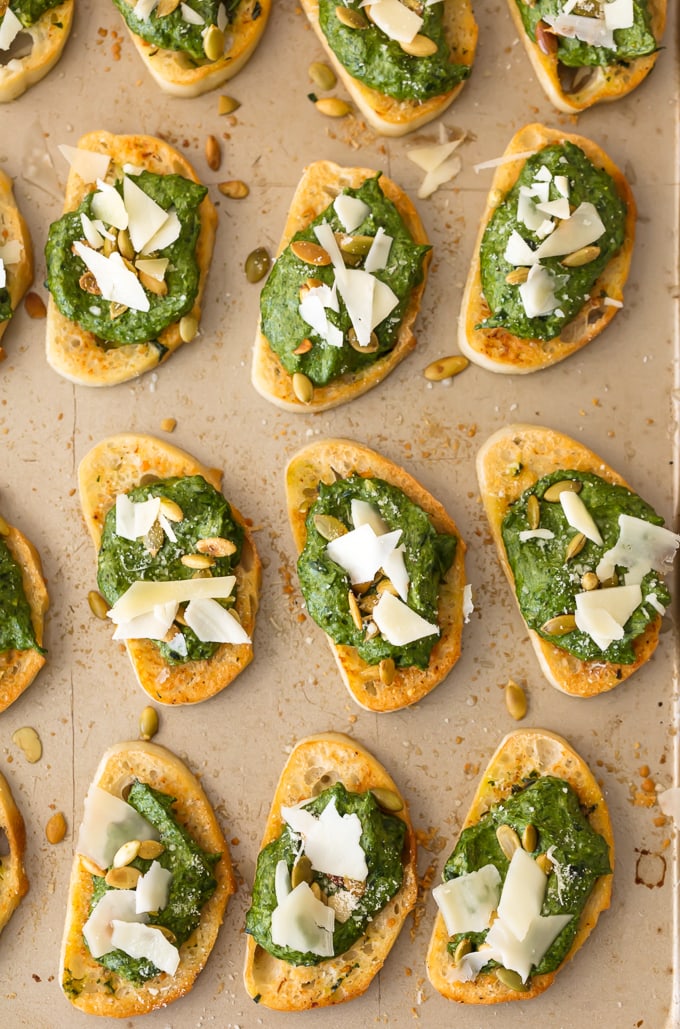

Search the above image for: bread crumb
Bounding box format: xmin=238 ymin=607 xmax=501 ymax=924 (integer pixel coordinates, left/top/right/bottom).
xmin=160 ymin=417 xmax=177 ymax=433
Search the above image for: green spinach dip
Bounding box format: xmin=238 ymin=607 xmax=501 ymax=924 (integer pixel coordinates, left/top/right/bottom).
xmin=83 ymin=781 xmax=219 ymax=987
xmin=318 ymin=0 xmax=470 ymax=101
xmin=480 ymin=142 xmax=626 ymax=340
xmin=3 ymin=1 xmax=63 ymax=29
xmin=298 ymin=475 xmax=456 ymax=669
xmin=45 ymin=171 xmax=206 ymax=348
xmin=502 ymin=470 xmax=670 ymax=663
xmin=261 ymin=175 xmax=429 ymax=387
xmin=245 ymin=783 xmax=405 ymax=965
xmin=0 ymin=285 xmax=11 ymax=325
xmin=97 ymin=475 xmax=244 ymax=664
xmin=515 ymin=0 xmax=656 ymax=67
xmin=0 ymin=536 xmax=43 ymax=654
xmin=442 ymin=775 xmax=611 ymax=977
xmin=111 ymin=0 xmax=243 ymax=62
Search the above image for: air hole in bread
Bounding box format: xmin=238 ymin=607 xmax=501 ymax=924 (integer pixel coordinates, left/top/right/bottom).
xmin=0 ymin=826 xmax=9 ymax=856
xmin=0 ymin=31 xmax=33 ymax=65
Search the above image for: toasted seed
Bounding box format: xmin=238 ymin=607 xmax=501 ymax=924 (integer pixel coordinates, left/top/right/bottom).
xmin=370 ymin=786 xmax=403 ymax=813
xmin=423 ymin=355 xmax=469 ymax=381
xmin=379 ymin=657 xmax=396 ymax=686
xmin=599 ymin=572 xmax=619 ymax=588
xmin=293 ymin=338 xmax=313 ymax=355
xmin=144 ymin=520 xmax=165 ymax=556
xmin=218 ymin=179 xmax=249 ymax=199
xmin=581 ymin=571 xmax=599 ymax=591
xmin=117 ymin=227 xmax=134 ymax=260
xmin=139 ymin=839 xmax=165 ymax=860
xmin=105 ymin=866 xmax=141 ymax=889
xmin=140 ymin=473 xmax=160 ymax=486
xmin=541 ymin=613 xmax=577 ymax=636
xmin=113 ymin=839 xmax=141 ymax=868
xmin=314 ymin=96 xmax=351 ymax=118
xmin=536 ymin=19 xmax=557 ymax=56
xmin=203 ymin=24 xmax=225 ymax=61
xmin=335 ymin=4 xmax=368 ymax=28
xmin=291 ymin=240 xmax=332 ymax=266
xmin=158 ymin=498 xmax=183 ymax=523
xmin=543 ymin=478 xmax=582 ymax=502
xmin=348 ymin=591 xmax=363 ymax=631
xmin=565 ymin=531 xmax=586 ymax=562
xmin=12 ymin=726 xmax=42 ymax=764
xmin=139 ymin=269 xmax=168 ymax=296
xmin=452 ymin=937 xmax=472 ymax=966
xmin=535 ymin=852 xmax=552 ymax=875
xmin=338 ymin=233 xmax=374 ymax=257
xmin=300 ymin=277 xmax=324 ymax=298
xmin=139 ymin=705 xmax=159 ymax=741
xmin=156 ymin=0 xmax=181 ymax=13
xmin=522 ymin=823 xmax=538 ymax=852
xmin=45 ymin=812 xmax=67 ymax=845
xmin=505 ymin=267 xmax=529 ymax=285
xmin=292 ymin=371 xmax=314 ymax=404
xmin=527 ymin=494 xmax=540 ymax=530
xmin=310 ymin=881 xmax=324 ymax=901
xmin=504 ymin=680 xmax=527 ymax=721
xmin=179 ymin=314 xmax=198 ymax=342
xmin=160 ymin=417 xmax=176 ymax=433
xmin=245 ymin=247 xmax=271 ymax=283
xmin=147 ymin=923 xmax=177 ymax=943
xmin=561 ymin=244 xmax=601 ymax=268
xmin=313 ymin=513 xmax=347 ymax=540
xmin=110 ymin=301 xmax=128 ymax=320
xmin=218 ymin=95 xmax=240 ymax=115
xmin=79 ymin=271 xmax=101 ymax=295
xmin=181 ymin=553 xmax=215 ymax=569
xmin=205 ymin=134 xmax=221 ymax=171
xmin=24 ymin=291 xmax=47 ymax=319
xmin=291 ymin=854 xmax=313 ymax=888
xmin=495 ymin=967 xmax=529 ymax=992
xmin=496 ymin=823 xmax=521 ymax=861
xmin=400 ymin=33 xmax=438 ymax=57
xmin=88 ymin=590 xmax=110 ymax=620
xmin=348 ymin=327 xmax=379 ymax=353
xmin=309 ymin=61 xmax=337 ymax=90
xmin=376 ymin=577 xmax=398 ymax=597
xmin=196 ymin=536 xmax=237 ymax=557
xmin=81 ymin=856 xmax=106 ymax=878
xmin=0 ymin=515 xmax=9 ymax=536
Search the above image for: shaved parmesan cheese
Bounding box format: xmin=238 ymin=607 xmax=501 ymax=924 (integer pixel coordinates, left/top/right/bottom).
xmin=351 ymin=499 xmax=389 ymax=536
xmin=596 ymin=515 xmax=680 ymax=585
xmin=181 ymin=3 xmax=205 ymax=25
xmin=604 ymin=0 xmax=634 ymax=30
xmin=141 ymin=210 xmax=181 ymax=255
xmin=92 ymin=180 xmax=128 ymax=230
xmin=136 ymin=860 xmax=172 ymax=915
xmin=364 ymin=227 xmax=393 ymax=274
xmin=657 ymin=787 xmax=680 ymax=823
xmin=346 ymin=502 xmax=409 ymax=599
xmin=519 ymin=264 xmax=559 ymax=318
xmin=326 ymin=522 xmax=402 ymax=587
xmin=107 ymin=575 xmax=236 ymax=624
xmin=559 ymin=490 xmax=603 ymax=545
xmin=446 ymin=947 xmax=496 ymax=983
xmin=74 ymin=242 xmax=150 ymax=312
xmin=462 ymin=583 xmax=474 ymax=622
xmin=485 ymin=910 xmax=572 ymax=982
xmin=497 ymin=848 xmax=545 ymax=941
xmin=383 ymin=545 xmax=409 ymax=602
xmin=372 ymin=591 xmax=439 ymax=645
xmin=408 ymin=133 xmax=464 ymax=198
xmin=135 ymin=257 xmax=169 ymax=281
xmin=80 ymin=213 xmax=105 ymax=250
xmin=432 ymin=864 xmax=501 ymax=936
xmin=519 ymin=528 xmax=555 ymax=542
xmin=417 ymin=153 xmax=462 ymax=200
xmin=134 ymin=0 xmax=158 ymax=17
xmin=84 ymin=890 xmax=146 ymax=959
xmin=504 ymin=230 xmax=539 ymax=267
xmin=275 ymin=859 xmax=291 ymax=905
xmin=271 ymin=881 xmax=335 ymax=957
xmin=574 ymin=583 xmax=642 ymax=650
xmin=545 ymin=13 xmax=614 ymax=48
xmin=554 ymin=174 xmax=570 ymax=198
xmin=536 ymin=197 xmax=571 ymax=220
xmin=299 ymin=282 xmax=343 ymax=348
xmin=77 ymin=785 xmax=159 ymax=870
xmin=124 ymin=176 xmax=171 ymax=255
xmin=115 ymin=494 xmax=161 ymax=541
xmin=183 ymin=596 xmax=251 ymax=644
xmin=112 ymin=600 xmax=178 ymax=641
xmin=0 ymin=261 xmax=5 ymax=290
xmin=473 ymin=149 xmax=538 ymax=174
xmin=517 ymin=188 xmax=548 ymax=233
xmin=58 ymin=144 xmax=111 ymax=184
xmin=0 ymin=7 xmax=22 ymax=51
xmin=535 ymin=202 xmax=605 ymax=259
xmin=333 ymin=194 xmax=369 ymax=233
xmin=282 ymin=797 xmax=368 ymax=880
xmin=0 ymin=240 xmax=20 ymax=265
xmin=407 ymin=139 xmax=461 ymax=173
xmin=369 ymin=0 xmax=422 ymax=43
xmin=111 ymin=920 xmax=180 ymax=975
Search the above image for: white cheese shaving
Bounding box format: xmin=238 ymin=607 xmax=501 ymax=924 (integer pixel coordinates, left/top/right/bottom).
xmin=534 ymin=201 xmax=605 ymax=259
xmin=333 ymin=194 xmax=369 ymax=233
xmin=183 ymin=596 xmax=251 ymax=644
xmin=364 ymin=227 xmax=393 ymax=274
xmin=574 ymin=583 xmax=642 ymax=650
xmin=545 ymin=13 xmax=615 ymax=49
xmin=123 ymin=176 xmax=172 ymax=254
xmin=72 ymin=244 xmax=151 ymax=310
xmin=604 ymin=0 xmax=634 ymax=30
xmin=497 ymin=848 xmax=545 ymax=941
xmin=136 ymin=860 xmax=172 ymax=914
xmin=110 ymin=921 xmax=180 ymax=975
xmin=111 ymin=600 xmax=179 ymax=642
xmin=77 ymin=785 xmax=159 ymax=870
xmin=0 ymin=7 xmax=22 ymax=51
xmin=107 ymin=575 xmax=237 ymax=623
xmin=181 ymin=3 xmax=205 ymax=25
xmin=115 ymin=494 xmax=161 ymax=541
xmin=80 ymin=213 xmax=105 ymax=250
xmin=369 ymin=0 xmax=422 ymax=42
xmin=518 ymin=528 xmax=555 ymax=542
xmin=135 ymin=257 xmax=169 ymax=282
xmin=0 ymin=260 xmax=5 ymax=290
xmin=133 ymin=0 xmax=158 ymax=17
xmin=270 ymin=881 xmax=335 ymax=957
xmin=473 ymin=149 xmax=538 ymax=174
xmin=351 ymin=499 xmax=389 ymax=536
xmin=326 ymin=522 xmax=404 ymax=592
xmin=432 ymin=864 xmax=501 ymax=936
xmin=519 ymin=264 xmax=559 ymax=318
xmin=141 ymin=210 xmax=181 ymax=256
xmin=559 ymin=490 xmax=603 ymax=545
xmin=596 ymin=515 xmax=680 ymax=585
xmin=282 ymin=797 xmax=368 ymax=881
xmin=92 ymin=180 xmax=128 ymax=230
xmin=58 ymin=144 xmax=111 ymax=184
xmin=372 ymin=590 xmax=439 ymax=645
xmin=0 ymin=240 xmax=21 ymax=266
xmin=462 ymin=583 xmax=474 ymax=622
xmin=83 ymin=890 xmax=147 ymax=959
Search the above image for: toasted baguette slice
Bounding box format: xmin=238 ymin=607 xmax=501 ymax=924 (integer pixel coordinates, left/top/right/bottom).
xmin=252 ymin=160 xmax=430 ymax=412
xmin=0 ymin=168 xmax=34 ymax=353
xmin=427 ymin=728 xmax=614 ymax=1003
xmin=0 ymin=519 xmax=48 ymax=713
xmin=477 ymin=423 xmax=664 ymax=697
xmin=244 ymin=731 xmax=417 ymax=1010
xmin=0 ymin=769 xmax=28 ymax=934
xmin=60 ymin=740 xmax=235 ymax=1017
xmin=45 ymin=130 xmax=217 ymax=387
xmin=115 ymin=0 xmax=271 ymax=98
xmin=506 ymin=0 xmax=666 ymax=113
xmin=300 ymin=0 xmax=477 ymax=135
xmin=285 ymin=438 xmax=467 ymax=712
xmin=78 ymin=433 xmax=261 ymax=705
xmin=0 ymin=1 xmax=73 ymax=102
xmin=459 ymin=123 xmax=636 ymax=374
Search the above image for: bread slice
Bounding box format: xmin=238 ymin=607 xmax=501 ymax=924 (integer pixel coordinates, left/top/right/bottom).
xmin=0 ymin=0 xmax=73 ymax=102
xmin=459 ymin=123 xmax=636 ymax=374
xmin=0 ymin=519 xmax=49 ymax=713
xmin=476 ymin=423 xmax=665 ymax=697
xmin=300 ymin=0 xmax=477 ymax=136
xmin=0 ymin=168 xmax=34 ymax=353
xmin=59 ymin=739 xmax=235 ymax=1017
xmin=506 ymin=0 xmax=667 ymax=113
xmin=243 ymin=731 xmax=417 ymax=1010
xmin=252 ymin=160 xmax=430 ymax=412
xmin=78 ymin=433 xmax=261 ymax=705
xmin=0 ymin=769 xmax=28 ymax=934
xmin=115 ymin=0 xmax=271 ymax=98
xmin=427 ymin=727 xmax=614 ymax=1003
xmin=45 ymin=130 xmax=217 ymax=387
xmin=285 ymin=438 xmax=467 ymax=712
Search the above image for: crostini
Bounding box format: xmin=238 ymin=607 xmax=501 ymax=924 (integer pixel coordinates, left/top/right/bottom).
xmin=285 ymin=438 xmax=467 ymax=712
xmin=59 ymin=740 xmax=234 ymax=1017
xmin=244 ymin=732 xmax=417 ymax=1010
xmin=460 ymin=123 xmax=635 ymax=374
xmin=427 ymin=728 xmax=613 ymax=1003
xmin=506 ymin=0 xmax=666 ymax=113
xmin=0 ymin=0 xmax=73 ymax=102
xmin=0 ymin=513 xmax=48 ymax=713
xmin=0 ymin=769 xmax=29 ymax=934
xmin=45 ymin=130 xmax=217 ymax=387
xmin=111 ymin=0 xmax=271 ymax=98
xmin=78 ymin=433 xmax=261 ymax=705
xmin=0 ymin=168 xmax=33 ymax=355
xmin=252 ymin=160 xmax=431 ymax=412
xmin=300 ymin=0 xmax=477 ymax=136
xmin=477 ymin=423 xmax=678 ymax=697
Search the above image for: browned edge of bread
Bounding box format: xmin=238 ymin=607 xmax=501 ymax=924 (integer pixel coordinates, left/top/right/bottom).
xmin=243 ymin=731 xmax=417 ymax=1010
xmin=0 ymin=769 xmax=29 ymax=934
xmin=505 ymin=0 xmax=667 ymax=113
xmin=59 ymin=740 xmax=235 ymax=1017
xmin=77 ymin=433 xmax=261 ymax=705
xmin=426 ymin=727 xmax=614 ymax=1003
xmin=0 ymin=168 xmax=34 ymax=348
xmin=476 ymin=422 xmax=662 ymax=697
xmin=285 ymin=438 xmax=467 ymax=711
xmin=300 ymin=0 xmax=478 ymax=136
xmin=251 ymin=159 xmax=430 ymax=412
xmin=45 ymin=130 xmax=217 ymax=387
xmin=459 ymin=123 xmax=636 ymax=374
xmin=0 ymin=521 xmax=49 ymax=713
xmin=0 ymin=0 xmax=74 ymax=103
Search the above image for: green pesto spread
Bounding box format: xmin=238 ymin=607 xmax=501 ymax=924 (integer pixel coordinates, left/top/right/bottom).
xmin=443 ymin=775 xmax=611 ymax=976
xmin=86 ymin=781 xmax=219 ymax=986
xmin=45 ymin=171 xmax=206 ymax=348
xmin=0 ymin=536 xmax=43 ymax=654
xmin=97 ymin=475 xmax=244 ymax=664
xmin=0 ymin=287 xmax=11 ymax=325
xmin=479 ymin=142 xmax=626 ymax=341
xmin=318 ymin=0 xmax=471 ymax=101
xmin=260 ymin=175 xmax=429 ymax=387
xmin=111 ymin=0 xmax=243 ymax=62
xmin=515 ymin=0 xmax=656 ymax=68
xmin=297 ymin=475 xmax=456 ymax=670
xmin=4 ymin=0 xmax=62 ymax=29
xmin=502 ymin=470 xmax=670 ymax=664
xmin=244 ymin=783 xmax=405 ymax=965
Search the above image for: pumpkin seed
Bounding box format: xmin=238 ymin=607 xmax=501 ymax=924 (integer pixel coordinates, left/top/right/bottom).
xmin=313 ymin=513 xmax=347 ymax=541
xmin=218 ymin=180 xmax=249 ymax=199
xmin=495 ymin=967 xmax=529 ymax=992
xmin=370 ymin=786 xmax=403 ymax=813
xmin=536 ymin=19 xmax=557 ymax=55
xmin=139 ymin=269 xmax=168 ymax=296
xmin=292 ymin=371 xmax=314 ymax=404
xmin=205 ymin=134 xmax=221 ymax=171
xmin=291 ymin=240 xmax=332 ymax=266
xmin=139 ymin=839 xmax=165 ymax=860
xmin=24 ymin=291 xmax=47 ymax=319
xmin=335 ymin=4 xmax=368 ymax=28
xmin=423 ymin=354 xmax=469 ymax=381
xmin=140 ymin=473 xmax=159 ymax=486
xmin=117 ymin=228 xmax=134 ymax=260
xmin=156 ymin=0 xmax=181 ymax=13
xmin=565 ymin=532 xmax=586 ymax=562
xmin=599 ymin=572 xmax=619 ymax=588
xmin=79 ymin=271 xmax=101 ymax=295
xmin=203 ymin=24 xmax=225 ymax=61
xmin=337 ymin=233 xmax=373 ymax=257
xmin=504 ymin=680 xmax=527 ymax=721
xmin=348 ymin=327 xmax=379 ymax=353
xmin=179 ymin=314 xmax=198 ymax=342
xmin=314 ymin=97 xmax=351 ymax=118
xmin=218 ymin=95 xmax=240 ymax=115
xmin=527 ymin=494 xmax=540 ymax=530
xmin=310 ymin=881 xmax=325 ymax=901
xmin=522 ymin=823 xmax=538 ymax=852
xmin=159 ymin=498 xmax=183 ymax=522
xmin=293 ymin=338 xmax=313 ymax=355
xmin=541 ymin=613 xmax=577 ymax=636
xmin=81 ymin=856 xmax=106 ymax=878
xmin=110 ymin=301 xmax=128 ymax=320
xmin=0 ymin=515 xmax=9 ymax=536
xmin=400 ymin=33 xmax=438 ymax=57
xmin=105 ymin=866 xmax=141 ymax=889
xmin=113 ymin=839 xmax=141 ymax=868
xmin=181 ymin=553 xmax=214 ymax=569
xmin=309 ymin=61 xmax=336 ymax=90
xmin=143 ymin=520 xmax=165 ymax=556
xmin=561 ymin=244 xmax=601 ymax=268
xmin=45 ymin=812 xmax=67 ymax=845
xmin=496 ymin=823 xmax=521 ymax=861
xmin=376 ymin=577 xmax=398 ymax=597
xmin=348 ymin=591 xmax=363 ymax=631
xmin=505 ymin=266 xmax=529 ymax=285
xmin=452 ymin=937 xmax=472 ymax=966
xmin=139 ymin=705 xmax=159 ymax=741
xmin=244 ymin=247 xmax=270 ymax=283
xmin=196 ymin=536 xmax=237 ymax=557
xmin=543 ymin=478 xmax=582 ymax=502
xmin=88 ymin=590 xmax=110 ymax=620
xmin=379 ymin=657 xmax=395 ymax=686
xmin=581 ymin=571 xmax=599 ymax=591
xmin=148 ymin=924 xmax=177 ymax=943
xmin=535 ymin=852 xmax=552 ymax=875
xmin=291 ymin=854 xmax=313 ymax=888
xmin=12 ymin=726 xmax=42 ymax=764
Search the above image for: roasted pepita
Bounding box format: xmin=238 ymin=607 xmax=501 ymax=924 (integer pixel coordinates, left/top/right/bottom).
xmin=245 ymin=247 xmax=271 ymax=283
xmin=314 ymin=97 xmax=351 ymax=118
xmin=505 ymin=266 xmax=529 ymax=285
xmin=309 ymin=61 xmax=337 ymax=90
xmin=335 ymin=4 xmax=368 ymax=28
xmin=379 ymin=657 xmax=396 ymax=686
xmin=291 ymin=854 xmax=313 ymax=888
xmin=522 ymin=823 xmax=537 ymax=852
xmin=453 ymin=937 xmax=472 ymax=965
xmin=526 ymin=494 xmax=540 ymax=530
xmin=181 ymin=553 xmax=215 ymax=569
xmin=348 ymin=591 xmax=363 ymax=631
xmin=370 ymin=786 xmax=403 ymax=813
xmin=88 ymin=590 xmax=110 ymax=620
xmin=400 ymin=33 xmax=438 ymax=57
xmin=291 ymin=240 xmax=332 ymax=266
xmin=495 ymin=966 xmax=529 ymax=992
xmin=541 ymin=613 xmax=577 ymax=636
xmin=313 ymin=513 xmax=347 ymax=540
xmin=218 ymin=180 xmax=249 ymax=199
xmin=196 ymin=536 xmax=237 ymax=557
xmin=543 ymin=478 xmax=582 ymax=502
xmin=562 ymin=244 xmax=601 ymax=268
xmin=423 ymin=355 xmax=469 ymax=381
xmin=113 ymin=839 xmax=141 ymax=868
xmin=496 ymin=823 xmax=521 ymax=861
xmin=139 ymin=705 xmax=159 ymax=741
xmin=504 ymin=679 xmax=527 ymax=721
xmin=179 ymin=314 xmax=198 ymax=342
xmin=581 ymin=571 xmax=599 ymax=591
xmin=565 ymin=531 xmax=586 ymax=562
xmin=292 ymin=371 xmax=314 ymax=404
xmin=203 ymin=24 xmax=225 ymax=62
xmin=348 ymin=327 xmax=379 ymax=353
xmin=105 ymin=866 xmax=141 ymax=890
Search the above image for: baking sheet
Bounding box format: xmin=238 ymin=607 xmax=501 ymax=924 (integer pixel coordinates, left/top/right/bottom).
xmin=0 ymin=2 xmax=678 ymax=1027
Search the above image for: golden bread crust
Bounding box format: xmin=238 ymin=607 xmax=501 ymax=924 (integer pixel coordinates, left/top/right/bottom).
xmin=59 ymin=740 xmax=235 ymax=1017
xmin=459 ymin=123 xmax=636 ymax=374
xmin=243 ymin=731 xmax=417 ymax=1010
xmin=0 ymin=769 xmax=29 ymax=934
xmin=0 ymin=522 xmax=49 ymax=713
xmin=251 ymin=160 xmax=430 ymax=412
xmin=45 ymin=131 xmax=217 ymax=387
xmin=0 ymin=168 xmax=34 ymax=348
xmin=285 ymin=438 xmax=467 ymax=711
xmin=300 ymin=0 xmax=477 ymax=135
xmin=78 ymin=433 xmax=261 ymax=705
xmin=0 ymin=0 xmax=73 ymax=102
xmin=427 ymin=728 xmax=613 ymax=1002
xmin=476 ymin=423 xmax=662 ymax=697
